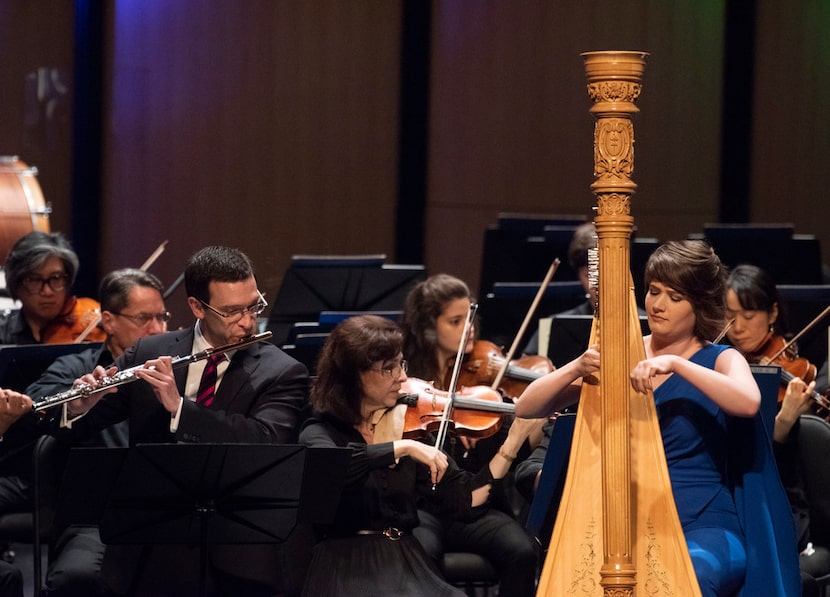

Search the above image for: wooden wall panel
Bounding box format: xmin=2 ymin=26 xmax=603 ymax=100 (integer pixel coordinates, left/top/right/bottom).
xmin=102 ymin=1 xmax=402 ymax=326
xmin=427 ymin=1 xmax=727 ymax=292
xmin=0 ymin=0 xmax=75 ymax=238
xmin=752 ymin=1 xmax=830 ymax=269
xmin=2 ymin=1 xmax=828 ymax=325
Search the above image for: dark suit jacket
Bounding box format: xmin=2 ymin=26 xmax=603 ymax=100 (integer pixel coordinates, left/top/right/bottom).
xmin=65 ymin=327 xmax=310 ymax=596
xmin=68 ymin=327 xmax=308 ymax=446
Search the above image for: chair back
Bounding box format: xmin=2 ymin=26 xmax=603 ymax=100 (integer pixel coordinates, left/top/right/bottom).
xmin=796 ymin=414 xmax=830 ymax=545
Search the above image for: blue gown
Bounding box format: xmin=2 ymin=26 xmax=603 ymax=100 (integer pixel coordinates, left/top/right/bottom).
xmin=654 ymin=343 xmax=800 ymax=597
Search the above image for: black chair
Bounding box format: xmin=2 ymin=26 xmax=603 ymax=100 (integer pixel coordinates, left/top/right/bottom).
xmin=442 ymin=552 xmax=498 ymax=596
xmin=0 ymin=434 xmax=68 ymax=596
xmin=795 ymin=414 xmax=830 ymax=595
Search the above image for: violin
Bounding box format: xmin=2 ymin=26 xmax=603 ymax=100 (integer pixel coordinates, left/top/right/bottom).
xmin=446 ymin=339 xmax=554 ymax=399
xmin=41 ymin=296 xmax=106 ymax=344
xmin=399 ymin=377 xmax=514 ymax=441
xmin=748 ymin=334 xmax=830 ymax=412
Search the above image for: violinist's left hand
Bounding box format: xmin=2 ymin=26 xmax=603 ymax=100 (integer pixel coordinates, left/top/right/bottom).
xmin=134 ymin=356 xmax=180 ymax=413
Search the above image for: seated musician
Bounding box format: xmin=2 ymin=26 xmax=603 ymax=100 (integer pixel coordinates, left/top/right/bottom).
xmin=0 ymin=388 xmax=33 ymax=597
xmin=23 ymin=268 xmax=168 ymax=597
xmin=57 ymin=245 xmax=308 ymax=597
xmin=725 ymin=263 xmax=827 ymax=596
xmin=299 ymin=314 xmax=534 ymax=596
xmin=0 ymin=231 xmax=106 ymax=550
xmin=400 ymin=274 xmax=540 ymax=597
xmin=523 ymin=221 xmax=597 ymax=356
xmin=0 ymin=230 xmax=105 ymax=345
xmin=516 ymin=241 xmax=801 ymax=597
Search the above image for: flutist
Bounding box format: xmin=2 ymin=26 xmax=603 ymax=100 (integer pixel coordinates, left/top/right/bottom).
xmin=57 ymin=246 xmax=309 ymax=597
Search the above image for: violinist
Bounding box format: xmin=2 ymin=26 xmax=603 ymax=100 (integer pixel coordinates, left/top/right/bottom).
xmin=400 ymin=274 xmax=539 ymax=597
xmin=0 ymin=231 xmax=103 ymax=562
xmin=299 ymin=315 xmax=532 ymax=596
xmin=0 ymin=231 xmax=105 ymax=345
xmin=725 ymin=263 xmax=827 ymax=594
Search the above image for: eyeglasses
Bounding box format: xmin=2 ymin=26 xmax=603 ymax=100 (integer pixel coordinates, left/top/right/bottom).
xmin=200 ymin=290 xmax=268 ymax=323
xmin=370 ymin=360 xmax=408 ymax=378
xmin=21 ymin=273 xmax=68 ymax=294
xmin=111 ymin=311 xmax=172 ymax=326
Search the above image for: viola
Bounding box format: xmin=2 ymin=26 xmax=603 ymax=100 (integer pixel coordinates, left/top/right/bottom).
xmin=41 ymin=296 xmax=106 ymax=344
xmin=748 ymin=334 xmax=830 ymax=412
xmin=399 ymin=377 xmax=514 ymax=441
xmin=445 ymin=340 xmax=554 ymax=400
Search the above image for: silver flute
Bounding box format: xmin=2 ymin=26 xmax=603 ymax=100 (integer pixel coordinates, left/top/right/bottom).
xmin=32 ymin=331 xmax=273 ymax=412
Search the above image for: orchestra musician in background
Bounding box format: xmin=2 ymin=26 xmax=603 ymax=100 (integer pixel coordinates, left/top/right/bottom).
xmin=400 ymin=274 xmax=540 ymax=597
xmin=725 ymin=263 xmax=827 ymax=596
xmin=523 ymin=221 xmax=597 ymax=356
xmin=22 ymin=268 xmax=168 ymax=597
xmin=0 ymin=231 xmax=106 ymax=558
xmin=0 ymin=231 xmax=105 ymax=345
xmin=516 ymin=240 xmax=801 ymax=597
xmin=56 ymin=246 xmax=309 ymax=597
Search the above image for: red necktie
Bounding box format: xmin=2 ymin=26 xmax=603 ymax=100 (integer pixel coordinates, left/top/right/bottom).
xmin=196 ymin=354 xmax=225 ymax=407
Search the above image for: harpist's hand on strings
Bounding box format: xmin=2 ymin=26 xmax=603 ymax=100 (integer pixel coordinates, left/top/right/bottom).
xmin=576 ymin=344 xmax=601 ymax=378
xmin=629 ymin=354 xmax=679 ymax=394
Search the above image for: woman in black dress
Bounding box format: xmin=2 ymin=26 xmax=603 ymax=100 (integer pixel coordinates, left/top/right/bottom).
xmin=299 ymin=315 xmax=523 ymax=596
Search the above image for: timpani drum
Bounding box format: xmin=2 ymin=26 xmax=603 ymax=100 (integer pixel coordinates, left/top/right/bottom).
xmin=0 ymin=156 xmax=51 ymax=261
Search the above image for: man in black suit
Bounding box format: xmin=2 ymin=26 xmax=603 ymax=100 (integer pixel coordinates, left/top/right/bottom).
xmin=62 ymin=246 xmax=309 ymax=596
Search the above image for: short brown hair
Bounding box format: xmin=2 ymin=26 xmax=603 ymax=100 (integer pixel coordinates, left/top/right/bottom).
xmin=644 ymin=240 xmax=727 ymax=342
xmin=310 ymin=315 xmax=403 ymax=425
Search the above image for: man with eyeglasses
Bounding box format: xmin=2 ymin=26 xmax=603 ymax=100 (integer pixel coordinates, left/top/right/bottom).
xmin=0 ymin=230 xmax=106 ymax=345
xmin=20 ymin=267 xmax=168 ymax=597
xmin=59 ymin=246 xmax=309 ymax=597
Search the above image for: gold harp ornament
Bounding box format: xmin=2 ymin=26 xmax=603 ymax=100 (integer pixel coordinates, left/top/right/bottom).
xmin=535 ymin=51 xmax=702 ymax=597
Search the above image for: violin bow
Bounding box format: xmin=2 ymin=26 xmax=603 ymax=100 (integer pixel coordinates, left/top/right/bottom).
xmin=490 ymin=258 xmax=560 ymax=392
xmin=434 ymin=301 xmax=479 ymax=456
xmin=765 ymin=304 xmax=830 ymax=363
xmin=73 ymin=240 xmax=169 ymax=343
xmin=713 ymin=318 xmax=735 ymax=344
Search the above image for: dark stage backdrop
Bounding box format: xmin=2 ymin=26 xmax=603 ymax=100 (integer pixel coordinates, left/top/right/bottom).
xmin=0 ymin=1 xmax=827 ymax=328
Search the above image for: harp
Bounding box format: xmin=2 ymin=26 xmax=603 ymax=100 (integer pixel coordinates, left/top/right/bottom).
xmin=535 ymin=51 xmax=701 ymax=596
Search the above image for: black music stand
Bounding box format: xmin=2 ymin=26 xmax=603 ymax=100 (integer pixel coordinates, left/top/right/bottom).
xmin=95 ymin=443 xmax=349 ymax=597
xmin=0 ymin=342 xmax=102 ymax=392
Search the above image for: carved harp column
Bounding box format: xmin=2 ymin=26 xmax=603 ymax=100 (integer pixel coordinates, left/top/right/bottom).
xmin=535 ymin=52 xmax=701 ymax=597
xmin=588 ymin=50 xmax=645 ymax=595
